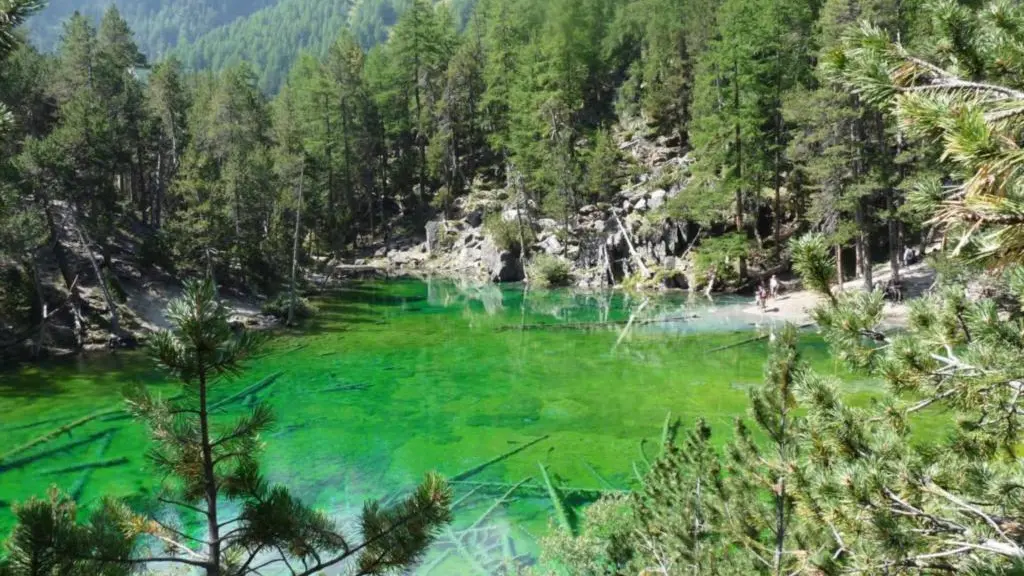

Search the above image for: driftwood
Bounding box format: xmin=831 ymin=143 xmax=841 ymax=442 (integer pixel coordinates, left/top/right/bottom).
xmin=209 ymin=371 xmax=283 ymax=411
xmin=450 ymin=435 xmax=550 ymax=482
xmin=320 ymin=383 xmax=370 ymax=393
xmin=613 ymin=299 xmax=650 ymax=352
xmin=496 ymin=315 xmax=697 ymax=332
xmin=0 ymin=409 xmax=118 ymax=465
xmin=582 ymin=461 xmax=617 ymax=490
xmin=612 ymin=213 xmax=651 ymax=277
xmin=43 ymin=456 xmax=129 ymax=476
xmin=71 ymin=430 xmax=117 ymax=499
xmin=0 ymin=429 xmax=115 ymax=473
xmin=450 ymin=479 xmax=625 ymax=497
xmin=707 ymin=323 xmax=815 ymax=353
xmin=463 ymin=477 xmax=532 ymax=535
xmin=539 ymin=463 xmax=573 ymax=533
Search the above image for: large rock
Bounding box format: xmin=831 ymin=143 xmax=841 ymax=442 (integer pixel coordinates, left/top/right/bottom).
xmin=634 ymin=198 xmax=648 ymax=212
xmin=466 ymin=208 xmax=483 ymax=228
xmin=540 ymin=235 xmax=563 ymax=256
xmin=537 ymin=218 xmax=558 ymax=230
xmin=491 ymin=250 xmax=524 ymax=283
xmin=502 ymin=208 xmax=526 ymax=223
xmin=649 ymin=189 xmax=667 ymax=210
xmin=479 ymin=237 xmax=524 ymax=283
xmin=425 ymin=221 xmax=442 ymax=255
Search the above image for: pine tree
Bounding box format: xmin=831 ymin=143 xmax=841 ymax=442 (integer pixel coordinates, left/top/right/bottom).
xmin=0 ymin=0 xmax=41 ymax=131
xmin=1 ymin=279 xmax=453 ymax=576
xmin=147 ymin=57 xmax=188 ymax=230
xmin=828 ymin=0 xmax=1024 ymax=266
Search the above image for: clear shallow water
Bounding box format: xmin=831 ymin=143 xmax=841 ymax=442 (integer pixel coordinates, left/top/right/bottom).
xmin=1 ymin=279 xmax=870 ymax=573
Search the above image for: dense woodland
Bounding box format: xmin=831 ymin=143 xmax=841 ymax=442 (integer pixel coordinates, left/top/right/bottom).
xmin=24 ymin=0 xmax=477 ymax=92
xmin=2 ymin=0 xmax=971 ymax=323
xmin=8 ymin=0 xmax=1024 ymax=573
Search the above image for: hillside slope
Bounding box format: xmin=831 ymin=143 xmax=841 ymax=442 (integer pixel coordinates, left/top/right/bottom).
xmin=26 ymin=0 xmax=274 ymax=58
xmin=26 ymin=0 xmax=474 ymax=93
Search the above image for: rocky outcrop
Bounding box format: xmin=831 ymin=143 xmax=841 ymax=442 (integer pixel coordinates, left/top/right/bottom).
xmin=371 ymin=123 xmax=698 ymax=290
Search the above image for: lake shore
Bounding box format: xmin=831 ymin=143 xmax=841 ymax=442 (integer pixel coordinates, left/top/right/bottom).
xmin=738 ymin=261 xmax=935 ymax=327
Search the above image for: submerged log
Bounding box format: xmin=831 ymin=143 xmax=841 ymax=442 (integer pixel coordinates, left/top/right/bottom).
xmin=71 ymin=430 xmax=118 ymax=499
xmin=450 ymin=479 xmax=624 ymax=497
xmin=450 ymin=435 xmax=550 ymax=482
xmin=0 ymin=429 xmax=115 ymax=473
xmin=209 ymin=371 xmax=284 ymax=411
xmin=539 ymin=463 xmax=573 ymax=533
xmin=43 ymin=456 xmax=129 ymax=475
xmin=0 ymin=409 xmax=119 ymax=466
xmin=463 ymin=477 xmax=532 ymax=535
xmin=320 ymin=383 xmax=370 ymax=393
xmin=707 ymin=322 xmax=815 ymax=353
xmin=496 ymin=315 xmax=697 ymax=332
xmin=581 ymin=461 xmax=617 ymax=490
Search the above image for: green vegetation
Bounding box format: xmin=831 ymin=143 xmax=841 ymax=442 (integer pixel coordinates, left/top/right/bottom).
xmin=261 ymin=293 xmax=318 ymax=321
xmin=528 ymin=254 xmax=572 ymax=288
xmin=8 ymin=0 xmax=1024 ymax=572
xmin=0 ymin=279 xmax=452 ymax=575
xmin=483 ymin=212 xmax=533 ymax=254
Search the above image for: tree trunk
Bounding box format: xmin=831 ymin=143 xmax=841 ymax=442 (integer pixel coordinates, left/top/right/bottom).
xmin=835 ymin=244 xmax=843 ymax=291
xmin=154 ymin=152 xmax=164 ymax=229
xmin=74 ymin=218 xmax=120 ymax=340
xmin=42 ymin=201 xmax=84 ymax=347
xmin=324 ymin=93 xmax=336 ymax=250
xmin=733 ymin=53 xmax=747 ymax=280
xmin=887 ymin=188 xmax=901 ymax=285
xmin=856 ymin=201 xmax=873 ymax=291
xmin=197 ymin=368 xmax=222 ymax=576
xmin=288 ymin=165 xmax=304 ymax=327
xmin=29 ymin=255 xmax=47 ymax=357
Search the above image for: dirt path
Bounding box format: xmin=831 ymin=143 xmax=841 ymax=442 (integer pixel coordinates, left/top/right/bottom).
xmin=740 ymin=262 xmax=936 ymax=327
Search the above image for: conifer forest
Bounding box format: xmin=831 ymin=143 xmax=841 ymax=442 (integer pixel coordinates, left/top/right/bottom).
xmin=5 ymin=0 xmax=1024 ymax=574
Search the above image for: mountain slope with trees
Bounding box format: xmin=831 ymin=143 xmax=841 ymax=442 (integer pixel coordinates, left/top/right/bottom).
xmin=10 ymin=0 xmax=1024 ymax=573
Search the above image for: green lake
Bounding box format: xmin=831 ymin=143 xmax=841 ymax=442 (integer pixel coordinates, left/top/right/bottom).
xmin=1 ymin=278 xmax=881 ymax=573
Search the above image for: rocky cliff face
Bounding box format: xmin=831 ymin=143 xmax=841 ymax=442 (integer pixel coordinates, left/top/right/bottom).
xmin=372 ymin=130 xmax=698 ymax=290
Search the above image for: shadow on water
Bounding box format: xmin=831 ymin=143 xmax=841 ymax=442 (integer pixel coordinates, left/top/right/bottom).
xmin=0 ymin=368 xmax=63 ymax=398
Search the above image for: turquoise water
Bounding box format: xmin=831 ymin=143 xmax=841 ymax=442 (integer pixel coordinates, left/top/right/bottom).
xmin=1 ymin=278 xmax=865 ymax=573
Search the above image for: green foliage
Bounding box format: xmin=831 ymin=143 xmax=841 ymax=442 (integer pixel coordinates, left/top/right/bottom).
xmin=529 ymin=254 xmax=572 ymax=288
xmin=790 ymin=233 xmax=836 ymax=301
xmin=0 ymin=265 xmax=35 ymax=328
xmin=261 ymin=293 xmax=318 ymax=320
xmin=692 ymin=232 xmax=749 ymax=280
xmin=583 ymin=127 xmax=623 ymax=202
xmin=1 ymin=279 xmax=452 ymax=575
xmin=483 ymin=212 xmax=534 ymax=254
xmin=0 ymin=488 xmax=132 ymax=576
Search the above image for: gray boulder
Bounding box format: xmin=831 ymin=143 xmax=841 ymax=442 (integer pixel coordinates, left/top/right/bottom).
xmin=502 ymin=208 xmax=526 ymax=223
xmin=540 ymin=235 xmax=563 ymax=255
xmin=649 ymin=189 xmax=667 ymax=210
xmin=466 ymin=209 xmax=483 ymax=228
xmin=491 ymin=250 xmax=524 ymax=283
xmin=425 ymin=221 xmax=442 ymax=255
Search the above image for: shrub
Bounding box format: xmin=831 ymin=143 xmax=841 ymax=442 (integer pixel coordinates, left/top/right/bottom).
xmin=529 ymin=254 xmax=573 ymax=287
xmin=484 ymin=212 xmax=535 ymax=253
xmin=139 ymin=230 xmax=175 ymax=272
xmin=692 ymin=233 xmax=749 ymax=282
xmin=261 ymin=294 xmax=318 ymax=321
